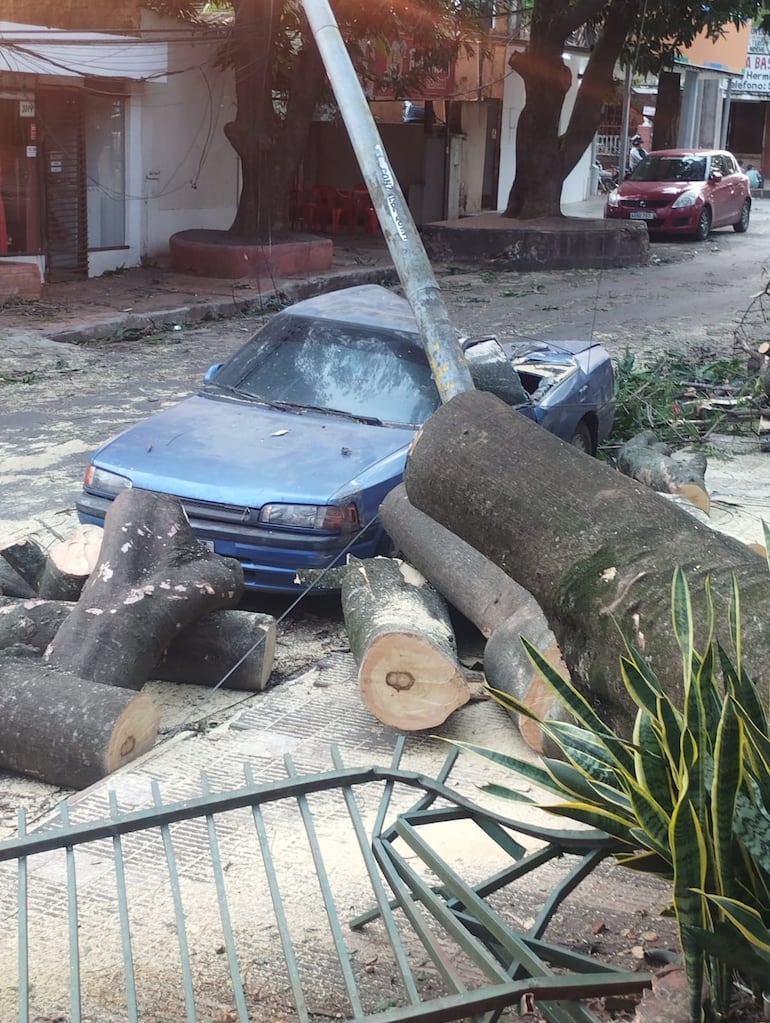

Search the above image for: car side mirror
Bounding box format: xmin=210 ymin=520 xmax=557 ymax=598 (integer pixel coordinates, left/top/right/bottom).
xmin=709 ymin=171 xmax=723 ymax=182
xmin=204 ymin=363 xmax=223 ymax=383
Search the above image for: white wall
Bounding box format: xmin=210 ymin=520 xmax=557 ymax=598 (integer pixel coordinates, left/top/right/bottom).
xmin=497 ymin=47 xmax=593 ymax=211
xmin=459 ymin=101 xmax=489 ymax=215
xmin=137 ymin=22 xmax=238 ymax=259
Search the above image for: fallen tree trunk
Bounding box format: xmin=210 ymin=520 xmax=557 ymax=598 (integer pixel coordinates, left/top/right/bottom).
xmin=37 ymin=524 xmax=103 ymax=601
xmin=45 ymin=488 xmax=244 ymax=689
xmin=341 ymin=555 xmax=469 ymax=730
xmin=616 ymin=431 xmax=708 ymax=500
xmin=404 ymin=391 xmax=770 ymax=735
xmin=380 ymin=484 xmax=568 ymax=751
xmin=0 ymin=654 xmax=159 ymax=788
xmin=0 ymin=599 xmax=274 ymax=690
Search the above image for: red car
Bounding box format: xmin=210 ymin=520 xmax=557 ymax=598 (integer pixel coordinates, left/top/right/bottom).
xmin=605 ymin=148 xmax=751 ymax=240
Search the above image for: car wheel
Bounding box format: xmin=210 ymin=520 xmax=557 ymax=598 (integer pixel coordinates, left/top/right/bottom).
xmin=733 ymin=199 xmax=751 ymax=234
xmin=693 ymin=206 xmax=712 ymax=241
xmin=569 ymin=420 xmax=593 ymax=455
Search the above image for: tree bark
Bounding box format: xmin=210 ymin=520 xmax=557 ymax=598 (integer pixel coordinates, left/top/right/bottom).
xmin=341 ymin=555 xmax=470 ymax=730
xmin=0 ymin=654 xmax=159 ymax=789
xmin=225 ymin=1 xmax=323 ymax=240
xmin=37 ymin=524 xmax=103 ymax=601
xmin=1 ymin=538 xmax=47 ymax=591
xmin=0 ymin=557 xmax=36 ymax=599
xmin=0 ymin=599 xmax=273 ymax=691
xmin=380 ymin=484 xmax=569 ymax=751
xmin=45 ymin=488 xmax=244 ymax=689
xmin=403 ymin=391 xmax=770 ymax=735
xmin=157 ymin=609 xmax=275 ymax=691
xmin=504 ymin=0 xmax=637 ymax=219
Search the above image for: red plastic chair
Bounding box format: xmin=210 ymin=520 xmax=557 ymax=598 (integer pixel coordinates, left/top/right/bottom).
xmin=301 ymin=184 xmax=338 ymax=233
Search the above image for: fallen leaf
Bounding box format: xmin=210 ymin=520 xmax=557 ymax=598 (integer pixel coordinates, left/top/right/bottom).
xmin=748 ymin=543 xmax=767 ymax=557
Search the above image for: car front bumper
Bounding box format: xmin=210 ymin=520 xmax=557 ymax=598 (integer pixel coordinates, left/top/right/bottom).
xmin=605 ymin=203 xmax=703 ymax=234
xmin=77 ymin=489 xmax=382 ymax=593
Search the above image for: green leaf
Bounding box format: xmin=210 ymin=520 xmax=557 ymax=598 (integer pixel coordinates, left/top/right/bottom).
xmin=479 ymin=782 xmax=535 ymax=804
xmin=696 ymin=892 xmax=770 ymax=956
xmin=621 ymin=655 xmax=661 ymax=716
xmin=670 ymin=794 xmax=708 ymax=1023
xmin=672 ymin=566 xmax=694 ymax=696
xmin=689 ymin=922 xmax=770 ymax=987
xmin=721 ymin=646 xmax=767 ymax=738
xmin=624 ymin=781 xmax=672 ymax=862
xmin=543 ymin=756 xmax=632 ymax=814
xmin=616 ymin=847 xmax=674 ymax=876
xmin=634 ymin=712 xmax=674 ymax=813
xmin=519 ymin=639 xmax=611 ymax=735
xmin=541 ymin=801 xmax=637 ymax=845
xmin=711 ymin=697 xmax=743 ymax=900
xmin=445 ymin=739 xmax=559 ymax=797
xmin=728 ymin=572 xmax=742 ymax=670
xmin=654 ymin=694 xmax=685 ymax=779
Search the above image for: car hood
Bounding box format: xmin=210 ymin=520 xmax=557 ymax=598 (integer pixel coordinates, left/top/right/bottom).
xmin=618 ymin=180 xmax=701 ymax=201
xmin=92 ymin=393 xmax=415 ymax=506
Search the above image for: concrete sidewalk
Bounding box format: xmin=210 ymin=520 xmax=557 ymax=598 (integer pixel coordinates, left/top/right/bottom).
xmin=0 ymin=197 xmax=609 ymax=349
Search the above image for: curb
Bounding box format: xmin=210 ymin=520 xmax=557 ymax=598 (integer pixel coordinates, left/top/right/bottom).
xmin=50 ymin=265 xmax=400 ymax=344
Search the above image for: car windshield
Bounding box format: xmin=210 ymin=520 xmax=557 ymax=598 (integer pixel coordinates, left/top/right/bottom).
xmin=630 ymin=155 xmax=708 ymax=182
xmin=206 ymin=312 xmax=441 ymax=428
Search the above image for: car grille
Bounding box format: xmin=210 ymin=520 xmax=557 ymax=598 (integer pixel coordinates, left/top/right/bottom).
xmin=181 ymin=497 xmax=261 ymax=526
xmin=620 ymin=198 xmax=670 ymax=209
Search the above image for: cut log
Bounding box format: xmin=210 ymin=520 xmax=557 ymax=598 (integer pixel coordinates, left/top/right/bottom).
xmin=37 ymin=524 xmax=103 ymax=601
xmin=0 ymin=598 xmax=274 ymax=691
xmin=0 ymin=596 xmax=72 ymax=650
xmin=0 ymin=557 xmax=36 ymax=598
xmin=403 ymin=390 xmax=770 ymax=735
xmin=45 ymin=488 xmax=244 ymax=689
xmin=380 ymin=484 xmax=569 ymax=752
xmin=0 ymin=654 xmax=159 ymax=789
xmin=341 ymin=555 xmax=469 ymax=730
xmin=157 ymin=609 xmax=275 ymax=690
xmin=1 ymin=538 xmax=47 ymax=591
xmin=616 ymin=431 xmax=708 ymax=495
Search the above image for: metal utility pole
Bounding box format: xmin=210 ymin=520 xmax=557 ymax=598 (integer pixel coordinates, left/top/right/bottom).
xmin=300 ymin=0 xmax=474 ymax=402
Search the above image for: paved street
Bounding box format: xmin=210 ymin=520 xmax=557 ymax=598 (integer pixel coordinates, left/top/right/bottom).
xmin=1 ymin=199 xmax=770 ymax=544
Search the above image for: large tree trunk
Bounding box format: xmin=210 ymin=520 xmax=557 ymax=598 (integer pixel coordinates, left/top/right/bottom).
xmin=341 ymin=555 xmax=470 ymax=730
xmin=225 ymin=1 xmax=323 ymax=241
xmin=45 ymin=489 xmax=244 ymax=690
xmin=0 ymin=653 xmax=159 ymax=789
xmin=403 ymin=391 xmax=770 ymax=735
xmin=504 ymin=0 xmax=637 ymax=220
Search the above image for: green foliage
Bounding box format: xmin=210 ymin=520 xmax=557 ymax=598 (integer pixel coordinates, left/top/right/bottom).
xmin=455 ymin=569 xmax=770 ymax=1021
xmin=603 ymin=347 xmax=762 ymax=457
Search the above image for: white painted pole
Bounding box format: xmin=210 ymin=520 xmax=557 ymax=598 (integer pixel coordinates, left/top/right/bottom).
xmin=300 ymin=0 xmax=474 ymax=401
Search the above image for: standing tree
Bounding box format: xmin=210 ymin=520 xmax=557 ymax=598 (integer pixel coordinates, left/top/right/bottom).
xmin=504 ymin=0 xmax=764 ymax=219
xmin=145 ymin=0 xmax=484 ymax=240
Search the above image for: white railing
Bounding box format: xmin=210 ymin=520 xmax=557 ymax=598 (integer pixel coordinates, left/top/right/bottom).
xmin=596 ymin=133 xmax=621 ymax=156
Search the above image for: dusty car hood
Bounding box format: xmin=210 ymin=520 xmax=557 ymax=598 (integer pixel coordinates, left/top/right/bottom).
xmin=92 ymin=393 xmax=415 ymax=506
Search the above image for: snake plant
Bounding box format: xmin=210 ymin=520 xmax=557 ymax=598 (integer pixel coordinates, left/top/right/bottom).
xmin=454 ymin=567 xmax=770 ymax=1022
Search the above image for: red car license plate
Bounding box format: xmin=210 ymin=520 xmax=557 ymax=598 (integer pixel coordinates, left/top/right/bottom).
xmin=630 ymin=210 xmax=655 ymax=220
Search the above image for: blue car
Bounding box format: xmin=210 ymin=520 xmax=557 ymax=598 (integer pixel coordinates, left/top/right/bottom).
xmin=77 ymin=285 xmax=615 ymax=592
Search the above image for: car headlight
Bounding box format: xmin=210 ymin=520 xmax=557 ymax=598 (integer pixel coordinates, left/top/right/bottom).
xmin=84 ymin=465 xmax=133 ymax=494
xmin=672 ymin=190 xmax=699 ymax=209
xmin=606 ymin=189 xmax=620 ymax=208
xmin=259 ymin=502 xmax=360 ymax=532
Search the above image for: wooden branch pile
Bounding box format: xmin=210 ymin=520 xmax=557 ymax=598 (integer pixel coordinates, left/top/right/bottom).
xmin=0 ymin=489 xmax=276 ymax=789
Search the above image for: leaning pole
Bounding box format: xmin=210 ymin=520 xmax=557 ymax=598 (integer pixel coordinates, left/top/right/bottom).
xmin=300 ymin=0 xmax=474 ymax=403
